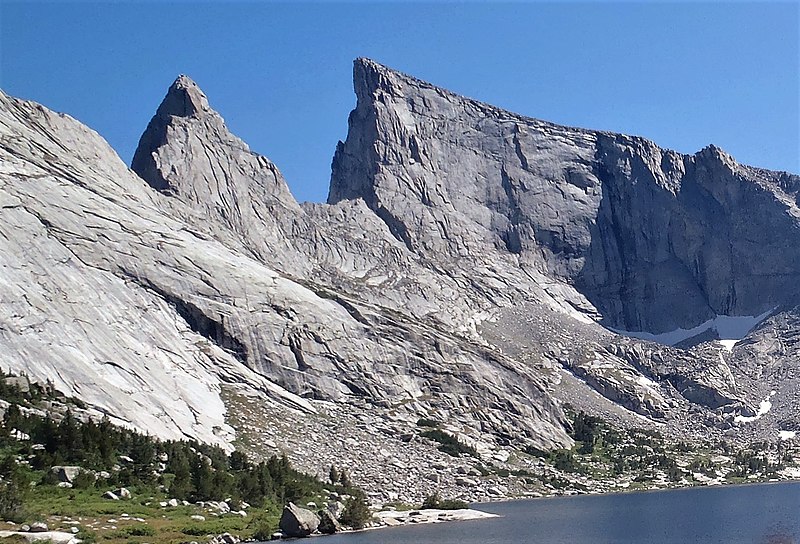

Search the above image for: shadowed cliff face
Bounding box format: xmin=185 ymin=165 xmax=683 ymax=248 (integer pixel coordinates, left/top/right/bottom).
xmin=583 ymin=137 xmax=800 ymax=332
xmin=330 ymin=58 xmax=800 ymax=334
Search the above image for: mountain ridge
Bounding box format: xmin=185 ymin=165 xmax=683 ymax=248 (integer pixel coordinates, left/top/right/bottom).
xmin=1 ymin=58 xmax=798 ymax=502
xmin=331 ymin=58 xmax=800 ymax=334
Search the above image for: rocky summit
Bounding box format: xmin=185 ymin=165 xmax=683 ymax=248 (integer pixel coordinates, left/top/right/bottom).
xmin=1 ymin=58 xmax=798 ymax=502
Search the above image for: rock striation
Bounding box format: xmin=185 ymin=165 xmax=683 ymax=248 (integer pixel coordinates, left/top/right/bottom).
xmin=128 ymin=72 xmax=575 ymax=447
xmin=1 ymin=58 xmax=799 ymax=497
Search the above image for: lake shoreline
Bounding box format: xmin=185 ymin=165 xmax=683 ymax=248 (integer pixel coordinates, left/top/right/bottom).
xmin=314 ymin=481 xmax=800 ymax=543
xmin=295 ymin=508 xmax=499 ymax=541
xmin=281 ymin=480 xmax=800 ymax=540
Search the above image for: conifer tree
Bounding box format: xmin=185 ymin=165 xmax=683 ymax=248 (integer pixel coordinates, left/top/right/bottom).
xmin=340 ymin=489 xmax=371 ymax=529
xmin=191 ymin=457 xmax=214 ymax=501
xmin=2 ymin=405 xmax=23 ymax=437
xmin=58 ymin=410 xmax=84 ymax=461
xmin=230 ymin=450 xmax=249 ymax=471
xmin=168 ymin=447 xmax=193 ymax=500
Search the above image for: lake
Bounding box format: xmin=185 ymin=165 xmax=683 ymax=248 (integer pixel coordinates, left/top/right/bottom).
xmin=320 ymin=482 xmax=800 ymax=544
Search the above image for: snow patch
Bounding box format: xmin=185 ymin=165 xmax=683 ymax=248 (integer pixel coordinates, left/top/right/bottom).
xmin=779 ymin=430 xmax=796 ymax=441
xmin=734 ymin=391 xmax=775 ymax=423
xmin=611 ymin=309 xmax=773 ymax=347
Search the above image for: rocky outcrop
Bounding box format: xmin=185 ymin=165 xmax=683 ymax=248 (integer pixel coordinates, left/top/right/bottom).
xmin=29 ymin=522 xmax=49 ymax=533
xmin=326 ymin=58 xmax=800 ymax=439
xmin=582 ymin=138 xmax=800 ymax=333
xmin=209 ymin=533 xmax=239 ymax=544
xmin=127 ymin=74 xmax=573 ymax=449
xmin=279 ymin=502 xmax=320 ymax=537
xmin=131 ymin=75 xmax=309 ymax=277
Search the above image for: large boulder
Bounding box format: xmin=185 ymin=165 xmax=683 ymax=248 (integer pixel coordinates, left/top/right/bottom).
xmin=279 ymin=502 xmax=320 ymax=537
xmin=29 ymin=522 xmax=49 ymax=533
xmin=51 ymin=466 xmax=82 ymax=484
xmin=114 ymin=487 xmax=131 ymax=499
xmin=317 ymin=509 xmax=342 ymax=534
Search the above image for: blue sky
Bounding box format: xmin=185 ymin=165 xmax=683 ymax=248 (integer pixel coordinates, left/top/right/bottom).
xmin=1 ymin=2 xmax=797 ymax=203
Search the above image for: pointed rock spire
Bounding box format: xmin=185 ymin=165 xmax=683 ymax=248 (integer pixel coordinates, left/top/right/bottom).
xmin=353 ymin=57 xmax=394 ymax=100
xmin=156 ymin=74 xmax=210 ymax=119
xmin=131 ymin=74 xmax=305 ymax=269
xmin=131 ymin=75 xmax=217 ymax=191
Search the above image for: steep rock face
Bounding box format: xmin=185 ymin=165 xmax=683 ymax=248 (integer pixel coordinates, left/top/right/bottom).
xmin=132 ymin=76 xmax=494 ymax=327
xmin=330 ymin=58 xmax=800 ymax=334
xmin=329 ymin=59 xmax=605 ymax=272
xmin=583 ymin=137 xmax=800 ymax=332
xmin=1 ymin=89 xmax=571 ymax=450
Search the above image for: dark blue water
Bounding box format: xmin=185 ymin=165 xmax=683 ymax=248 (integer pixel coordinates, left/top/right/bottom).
xmin=322 ymin=482 xmax=800 ymax=544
